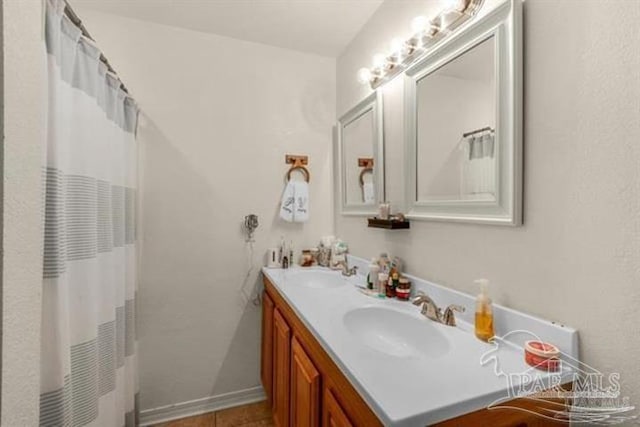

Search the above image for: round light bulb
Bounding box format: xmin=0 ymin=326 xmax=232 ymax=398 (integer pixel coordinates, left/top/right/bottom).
xmin=432 ymin=15 xmax=444 ymax=32
xmin=372 ymin=53 xmax=387 ymax=68
xmin=411 ymin=16 xmax=429 ymax=33
xmin=444 ymin=0 xmax=460 ymax=10
xmin=390 ymin=37 xmax=405 ymax=54
xmin=357 ymin=68 xmax=372 ymax=84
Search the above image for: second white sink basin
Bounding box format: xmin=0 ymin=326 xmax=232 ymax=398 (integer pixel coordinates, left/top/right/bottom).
xmin=343 ymin=306 xmax=452 ymax=359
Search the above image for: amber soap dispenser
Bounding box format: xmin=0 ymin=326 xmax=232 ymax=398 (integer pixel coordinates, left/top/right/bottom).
xmin=474 ymin=279 xmax=495 ymax=342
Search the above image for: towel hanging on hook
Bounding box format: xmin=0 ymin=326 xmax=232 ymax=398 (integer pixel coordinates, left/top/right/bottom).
xmin=357 ymin=158 xmax=374 ymax=187
xmin=357 ymin=158 xmax=375 ymax=204
xmin=280 ymin=155 xmax=310 ymax=223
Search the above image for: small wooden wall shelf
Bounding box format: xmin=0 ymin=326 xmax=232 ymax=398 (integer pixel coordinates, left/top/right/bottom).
xmin=367 ymin=217 xmax=410 ymax=230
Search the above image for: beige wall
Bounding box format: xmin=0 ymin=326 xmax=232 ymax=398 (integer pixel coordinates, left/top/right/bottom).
xmin=1 ymin=0 xmax=46 ymax=424
xmin=337 ymin=0 xmax=640 ymax=408
xmin=75 ymin=9 xmax=335 ymax=412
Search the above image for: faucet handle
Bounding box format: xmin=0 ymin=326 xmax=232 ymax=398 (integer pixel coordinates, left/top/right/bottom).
xmin=341 ymin=264 xmax=358 ymax=277
xmin=442 ymin=304 xmax=465 ymax=326
xmin=411 ymin=291 xmax=426 ymax=305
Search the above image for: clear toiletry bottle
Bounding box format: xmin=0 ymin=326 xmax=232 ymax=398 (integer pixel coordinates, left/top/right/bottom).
xmin=378 ymin=272 xmax=388 ymax=297
xmin=281 ymin=238 xmax=288 ymax=269
xmin=279 ymin=236 xmax=285 ymax=266
xmin=367 ymin=258 xmax=380 ymax=290
xmin=289 ymin=240 xmax=294 ymax=267
xmin=474 ymin=279 xmax=494 ymax=342
xmin=379 ymin=253 xmax=390 ymax=273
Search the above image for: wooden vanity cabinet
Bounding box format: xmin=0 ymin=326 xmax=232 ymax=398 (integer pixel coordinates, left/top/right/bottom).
xmin=291 ymin=336 xmax=321 ymax=427
xmin=323 ymin=387 xmax=353 ymax=427
xmin=261 ymin=291 xmax=274 ymax=406
xmin=261 ymin=278 xmax=382 ymax=427
xmin=273 ymin=308 xmax=291 ymax=427
xmin=261 ymin=276 xmax=564 ymax=427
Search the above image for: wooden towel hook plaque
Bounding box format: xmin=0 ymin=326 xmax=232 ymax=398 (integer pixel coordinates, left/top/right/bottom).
xmin=358 ymin=158 xmax=374 ymax=168
xmin=285 ymin=154 xmax=310 ymax=182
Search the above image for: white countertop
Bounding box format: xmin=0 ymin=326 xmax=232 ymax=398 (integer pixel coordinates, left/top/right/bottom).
xmin=262 ymin=260 xmax=578 ymax=426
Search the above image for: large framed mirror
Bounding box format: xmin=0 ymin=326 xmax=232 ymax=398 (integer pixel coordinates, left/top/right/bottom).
xmin=404 ymin=0 xmax=522 ymax=225
xmin=337 ymin=91 xmax=385 ymax=215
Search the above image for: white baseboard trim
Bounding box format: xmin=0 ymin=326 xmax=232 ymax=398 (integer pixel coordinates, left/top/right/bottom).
xmin=139 ymin=386 xmax=267 ymax=426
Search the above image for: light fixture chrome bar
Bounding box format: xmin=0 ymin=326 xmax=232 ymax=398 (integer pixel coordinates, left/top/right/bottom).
xmin=63 ymin=0 xmax=130 ymax=94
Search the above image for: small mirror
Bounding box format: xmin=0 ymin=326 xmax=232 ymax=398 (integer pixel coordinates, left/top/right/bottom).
xmin=337 ymin=92 xmax=384 ymax=215
xmin=405 ymin=0 xmax=522 ymax=225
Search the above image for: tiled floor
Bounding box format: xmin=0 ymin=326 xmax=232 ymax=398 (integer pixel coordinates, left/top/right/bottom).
xmin=153 ymin=401 xmax=274 ymax=427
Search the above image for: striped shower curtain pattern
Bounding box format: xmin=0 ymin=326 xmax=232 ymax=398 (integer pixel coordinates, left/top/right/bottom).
xmin=40 ymin=0 xmax=139 ymax=425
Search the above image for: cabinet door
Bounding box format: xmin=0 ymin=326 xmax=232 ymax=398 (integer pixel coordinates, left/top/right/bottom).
xmin=261 ymin=291 xmax=275 ymax=405
xmin=323 ymin=387 xmax=353 ymax=427
xmin=291 ymin=336 xmax=321 ymax=427
xmin=273 ymin=308 xmax=291 ymax=427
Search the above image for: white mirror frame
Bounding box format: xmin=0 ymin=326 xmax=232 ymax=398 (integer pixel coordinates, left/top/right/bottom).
xmin=336 ymin=91 xmax=385 ymax=216
xmin=404 ymin=0 xmax=522 ymax=226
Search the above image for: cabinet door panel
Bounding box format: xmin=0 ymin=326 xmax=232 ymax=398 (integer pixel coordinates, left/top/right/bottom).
xmin=273 ymin=308 xmax=291 ymax=427
xmin=323 ymin=387 xmax=353 ymax=427
xmin=291 ymin=336 xmax=321 ymax=427
xmin=261 ymin=291 xmax=274 ymax=405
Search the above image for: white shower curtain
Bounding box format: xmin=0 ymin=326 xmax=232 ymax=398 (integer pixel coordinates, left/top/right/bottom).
xmin=461 ymin=133 xmax=496 ymax=199
xmin=40 ymin=1 xmax=139 ymax=425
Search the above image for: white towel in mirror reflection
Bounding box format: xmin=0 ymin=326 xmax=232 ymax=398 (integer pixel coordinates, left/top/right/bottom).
xmin=461 ymin=133 xmax=496 ymax=199
xmin=363 ymin=181 xmax=375 ymax=204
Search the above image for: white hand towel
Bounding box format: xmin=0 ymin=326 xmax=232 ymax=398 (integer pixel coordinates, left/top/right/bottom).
xmin=279 ymin=181 xmax=295 ymax=222
xmin=363 ymin=181 xmax=375 ymax=204
xmin=293 ymin=181 xmax=309 ymax=223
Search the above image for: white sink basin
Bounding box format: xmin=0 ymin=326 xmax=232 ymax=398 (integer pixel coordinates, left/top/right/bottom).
xmin=343 ymin=306 xmax=452 ymax=359
xmin=285 ymin=270 xmax=347 ymax=289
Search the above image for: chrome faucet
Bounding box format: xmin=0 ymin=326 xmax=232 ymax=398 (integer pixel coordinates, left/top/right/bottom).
xmin=338 ymin=262 xmax=358 ymax=277
xmin=412 ymin=291 xmax=465 ymax=326
xmin=412 ymin=292 xmax=442 ymax=322
xmin=333 ymin=260 xmax=357 ymax=276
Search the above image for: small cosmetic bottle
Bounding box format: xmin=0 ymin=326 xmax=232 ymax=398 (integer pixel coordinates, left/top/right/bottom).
xmin=377 ymin=272 xmax=388 ymax=297
xmin=396 ymin=277 xmax=411 ymax=300
xmin=367 ymin=258 xmax=380 ymax=290
xmin=386 ymin=272 xmax=398 ymax=298
xmin=379 ymin=202 xmax=391 ymax=220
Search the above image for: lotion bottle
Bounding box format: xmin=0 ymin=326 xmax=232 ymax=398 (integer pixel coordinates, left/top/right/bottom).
xmin=474 ymin=279 xmax=495 ymax=342
xmin=367 ymin=258 xmax=380 ymax=290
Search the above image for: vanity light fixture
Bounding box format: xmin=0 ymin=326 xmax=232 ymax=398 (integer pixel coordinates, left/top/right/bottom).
xmin=356 ymin=0 xmax=485 ymax=89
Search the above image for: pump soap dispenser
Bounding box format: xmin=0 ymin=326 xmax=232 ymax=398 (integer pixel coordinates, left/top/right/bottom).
xmin=474 ymin=279 xmax=494 ymax=342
